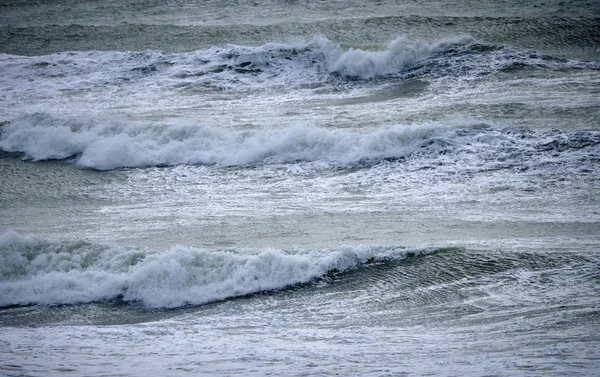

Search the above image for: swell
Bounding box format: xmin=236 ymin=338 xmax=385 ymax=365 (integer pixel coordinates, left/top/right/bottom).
xmin=0 ymin=230 xmax=437 ymax=308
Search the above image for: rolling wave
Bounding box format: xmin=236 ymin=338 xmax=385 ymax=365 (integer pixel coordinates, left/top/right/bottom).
xmin=1 ymin=113 xmax=599 ymax=171
xmin=0 ymin=230 xmax=435 ymax=308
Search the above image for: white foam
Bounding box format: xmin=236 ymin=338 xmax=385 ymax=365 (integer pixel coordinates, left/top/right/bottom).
xmin=0 ymin=231 xmax=430 ymax=308
xmin=0 ymin=113 xmax=454 ymax=169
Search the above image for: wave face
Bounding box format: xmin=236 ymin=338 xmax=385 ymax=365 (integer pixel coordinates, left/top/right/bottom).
xmin=1 ymin=113 xmax=599 ymax=171
xmin=0 ymin=231 xmax=433 ymax=308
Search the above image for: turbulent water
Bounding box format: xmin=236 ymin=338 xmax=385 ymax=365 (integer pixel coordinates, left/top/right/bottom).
xmin=1 ymin=1 xmax=599 ymax=376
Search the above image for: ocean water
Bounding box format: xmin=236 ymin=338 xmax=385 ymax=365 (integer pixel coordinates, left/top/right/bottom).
xmin=1 ymin=0 xmax=599 ymax=376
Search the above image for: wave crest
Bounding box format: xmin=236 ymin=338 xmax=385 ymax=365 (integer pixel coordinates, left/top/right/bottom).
xmin=327 ymin=35 xmax=475 ymax=79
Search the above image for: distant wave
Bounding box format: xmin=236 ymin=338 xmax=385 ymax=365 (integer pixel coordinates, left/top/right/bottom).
xmin=0 ymin=230 xmax=436 ymax=308
xmin=1 ymin=113 xmax=599 ymax=172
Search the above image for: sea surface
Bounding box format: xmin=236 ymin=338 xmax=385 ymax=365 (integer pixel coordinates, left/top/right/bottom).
xmin=1 ymin=1 xmax=599 ymax=376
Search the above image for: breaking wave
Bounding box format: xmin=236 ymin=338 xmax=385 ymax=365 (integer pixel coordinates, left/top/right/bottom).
xmin=1 ymin=113 xmax=599 ymax=172
xmin=0 ymin=230 xmax=435 ymax=308
xmin=1 ymin=35 xmax=593 ymax=96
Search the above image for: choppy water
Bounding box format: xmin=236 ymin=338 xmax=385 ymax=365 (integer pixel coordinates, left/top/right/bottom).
xmin=1 ymin=1 xmax=599 ymax=376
